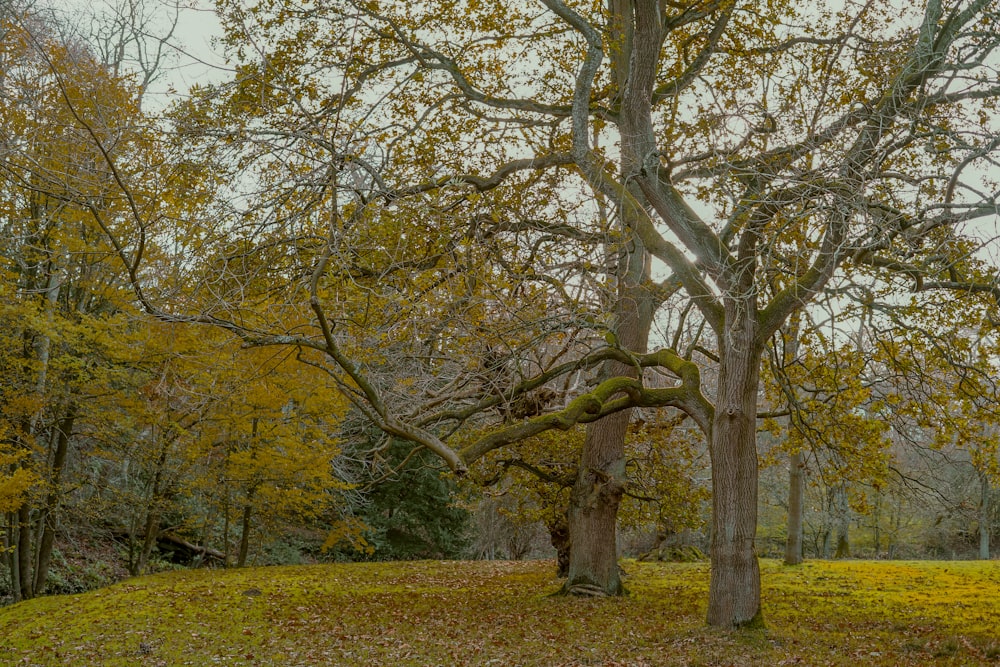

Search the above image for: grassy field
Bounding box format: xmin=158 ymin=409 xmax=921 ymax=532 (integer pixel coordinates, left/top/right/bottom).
xmin=1 ymin=558 xmax=999 ymax=666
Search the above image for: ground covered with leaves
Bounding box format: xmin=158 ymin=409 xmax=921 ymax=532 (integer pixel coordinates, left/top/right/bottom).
xmin=1 ymin=559 xmax=999 ymax=665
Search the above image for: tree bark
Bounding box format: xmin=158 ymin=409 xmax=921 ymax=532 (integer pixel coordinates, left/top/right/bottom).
xmin=561 ymin=1 xmax=653 ymax=596
xmin=564 ymin=412 xmax=629 ymax=596
xmin=237 ymin=501 xmax=253 ymax=568
xmin=222 ymin=490 xmax=231 ymax=567
xmin=782 ymin=315 xmax=804 ymax=566
xmin=135 ymin=436 xmax=171 ymax=576
xmin=563 ymin=239 xmax=651 ymax=596
xmin=872 ymin=491 xmax=882 ymax=559
xmin=706 ymin=303 xmax=762 ymax=627
xmin=5 ymin=514 xmax=20 ymax=602
xmin=832 ymin=484 xmax=850 ymax=559
xmin=980 ymin=470 xmax=991 ymax=560
xmin=17 ymin=504 xmax=33 ymax=600
xmin=547 ymin=513 xmax=570 ymax=578
xmin=784 ymin=450 xmax=805 ymax=565
xmin=136 ymin=505 xmax=160 ymax=576
xmin=34 ymin=407 xmax=75 ymax=595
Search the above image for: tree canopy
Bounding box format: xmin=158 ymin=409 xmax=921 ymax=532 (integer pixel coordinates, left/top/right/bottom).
xmin=2 ymin=0 xmax=1000 ymax=630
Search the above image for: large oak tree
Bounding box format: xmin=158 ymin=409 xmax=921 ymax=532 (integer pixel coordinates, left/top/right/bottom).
xmin=13 ymin=0 xmax=1000 ymax=629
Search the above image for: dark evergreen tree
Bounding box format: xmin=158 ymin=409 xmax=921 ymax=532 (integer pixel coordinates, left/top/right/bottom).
xmin=358 ymin=440 xmax=471 ymax=560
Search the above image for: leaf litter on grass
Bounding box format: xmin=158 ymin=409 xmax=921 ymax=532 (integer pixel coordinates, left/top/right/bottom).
xmin=2 ymin=559 xmax=1000 ymax=665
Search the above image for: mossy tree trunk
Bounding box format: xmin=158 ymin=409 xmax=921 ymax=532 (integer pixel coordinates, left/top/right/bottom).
xmin=563 ymin=234 xmax=652 ymax=596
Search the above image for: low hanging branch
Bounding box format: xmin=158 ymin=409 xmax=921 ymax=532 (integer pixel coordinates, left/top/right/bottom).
xmin=459 ymin=348 xmax=712 ymax=465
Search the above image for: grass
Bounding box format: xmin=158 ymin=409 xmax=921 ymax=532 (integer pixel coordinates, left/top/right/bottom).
xmin=1 ymin=558 xmax=999 ymax=665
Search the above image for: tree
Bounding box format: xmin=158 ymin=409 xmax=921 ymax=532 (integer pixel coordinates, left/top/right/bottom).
xmin=0 ymin=5 xmax=153 ymax=597
xmin=353 ymin=437 xmax=471 ymax=561
xmin=17 ymin=0 xmax=1000 ymax=628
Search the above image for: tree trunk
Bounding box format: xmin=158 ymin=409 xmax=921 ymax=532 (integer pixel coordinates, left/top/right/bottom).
xmin=34 ymin=408 xmax=75 ymax=595
xmin=833 ymin=484 xmax=850 ymax=559
xmin=135 ymin=437 xmax=171 ymax=576
xmin=564 ymin=412 xmax=629 ymax=596
xmin=706 ymin=311 xmax=762 ymax=627
xmin=782 ymin=314 xmax=804 ymax=566
xmin=17 ymin=504 xmax=33 ymax=600
xmin=547 ymin=513 xmax=570 ymax=578
xmin=136 ymin=506 xmax=160 ymax=576
xmin=784 ymin=450 xmax=804 ymax=565
xmin=834 ymin=531 xmax=850 ymax=559
xmin=5 ymin=514 xmax=20 ymax=602
xmin=980 ymin=471 xmax=991 ymax=560
xmin=222 ymin=490 xmax=231 ymax=567
xmin=237 ymin=501 xmax=253 ymax=568
xmin=563 ymin=239 xmax=651 ymax=596
xmin=872 ymin=491 xmax=882 ymax=558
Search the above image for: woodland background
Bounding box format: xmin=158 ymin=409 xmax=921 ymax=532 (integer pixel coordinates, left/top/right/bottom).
xmin=1 ymin=0 xmax=1000 ymax=624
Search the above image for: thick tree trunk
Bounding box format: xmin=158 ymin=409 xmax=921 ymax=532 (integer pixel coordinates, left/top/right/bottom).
xmin=784 ymin=450 xmax=804 ymax=565
xmin=564 ymin=412 xmax=629 ymax=596
xmin=563 ymin=238 xmax=651 ymax=596
xmin=706 ymin=313 xmax=762 ymax=627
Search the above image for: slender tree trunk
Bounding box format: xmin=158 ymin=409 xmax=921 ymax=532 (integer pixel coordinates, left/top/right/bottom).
xmin=34 ymin=408 xmax=75 ymax=594
xmin=833 ymin=484 xmax=850 ymax=559
xmin=136 ymin=506 xmax=160 ymax=576
xmin=784 ymin=450 xmax=805 ymax=565
xmin=222 ymin=490 xmax=231 ymax=567
xmin=872 ymin=491 xmax=882 ymax=558
xmin=13 ymin=259 xmax=61 ymax=600
xmin=237 ymin=498 xmax=254 ymax=568
xmin=890 ymin=493 xmax=902 ymax=558
xmin=237 ymin=420 xmax=260 ymax=568
xmin=782 ymin=315 xmax=804 ymax=566
xmin=17 ymin=504 xmax=33 ymax=600
xmin=706 ymin=306 xmax=762 ymax=627
xmin=5 ymin=514 xmax=20 ymax=602
xmin=980 ymin=471 xmax=991 ymax=560
xmin=135 ymin=437 xmax=171 ymax=575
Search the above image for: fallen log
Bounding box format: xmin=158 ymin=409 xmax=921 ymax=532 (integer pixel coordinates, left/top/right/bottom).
xmin=158 ymin=532 xmax=226 ymax=563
